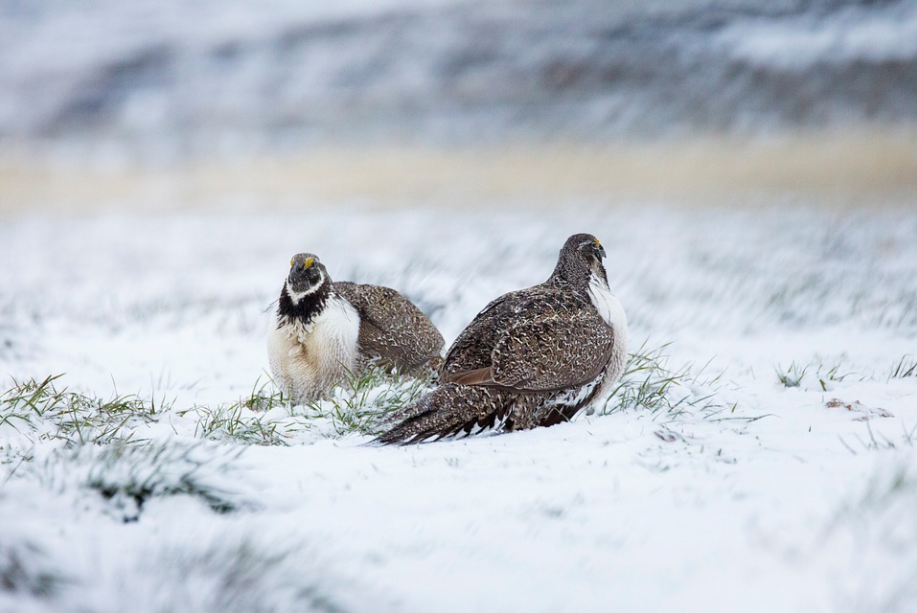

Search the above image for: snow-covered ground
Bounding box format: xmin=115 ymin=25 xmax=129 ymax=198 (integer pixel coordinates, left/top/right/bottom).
xmin=1 ymin=201 xmax=916 ymax=612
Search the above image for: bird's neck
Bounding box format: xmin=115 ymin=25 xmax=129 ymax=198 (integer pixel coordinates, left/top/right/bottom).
xmin=548 ymin=262 xmax=593 ymax=289
xmin=277 ymin=282 xmax=331 ymax=328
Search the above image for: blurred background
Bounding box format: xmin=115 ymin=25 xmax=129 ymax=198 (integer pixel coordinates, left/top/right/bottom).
xmin=1 ymin=0 xmax=916 ymax=214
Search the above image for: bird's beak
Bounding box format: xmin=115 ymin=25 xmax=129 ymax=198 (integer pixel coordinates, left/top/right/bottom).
xmin=596 ymin=242 xmax=606 ymax=259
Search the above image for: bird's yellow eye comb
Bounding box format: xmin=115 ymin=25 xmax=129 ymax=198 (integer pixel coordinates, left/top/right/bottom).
xmin=304 ymin=257 xmax=314 ymax=269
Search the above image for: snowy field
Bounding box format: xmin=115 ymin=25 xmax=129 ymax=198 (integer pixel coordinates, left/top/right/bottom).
xmin=1 ymin=201 xmax=916 ymax=612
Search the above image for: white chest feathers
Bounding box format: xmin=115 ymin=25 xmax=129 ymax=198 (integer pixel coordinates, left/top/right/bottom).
xmin=588 ymin=274 xmax=627 ymax=333
xmin=588 ymin=273 xmax=629 ymax=386
xmin=267 ymin=295 xmax=361 ymax=403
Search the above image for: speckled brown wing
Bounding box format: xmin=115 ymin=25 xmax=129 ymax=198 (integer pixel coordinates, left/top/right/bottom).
xmin=488 ymin=308 xmax=615 ymax=391
xmin=441 ymin=286 xmax=557 ymax=378
xmin=334 ymin=282 xmax=444 ymax=370
xmin=443 ymin=289 xmax=615 ymax=392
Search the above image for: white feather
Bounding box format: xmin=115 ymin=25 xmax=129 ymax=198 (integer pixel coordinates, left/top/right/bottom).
xmin=588 ymin=273 xmax=627 ymax=334
xmin=545 ymin=377 xmax=602 ymax=410
xmin=588 ymin=271 xmax=629 ymax=388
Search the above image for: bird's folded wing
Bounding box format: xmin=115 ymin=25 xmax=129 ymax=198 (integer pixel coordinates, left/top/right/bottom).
xmin=441 ymin=287 xmax=559 ymax=375
xmin=486 ymin=310 xmax=616 ymax=392
xmin=335 ymin=283 xmax=444 ymax=366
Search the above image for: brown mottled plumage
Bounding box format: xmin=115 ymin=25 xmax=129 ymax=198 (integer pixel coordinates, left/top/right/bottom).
xmin=333 ymin=281 xmax=444 ymax=373
xmin=268 ymin=253 xmax=444 ymax=403
xmin=376 ymin=233 xmax=628 ymax=444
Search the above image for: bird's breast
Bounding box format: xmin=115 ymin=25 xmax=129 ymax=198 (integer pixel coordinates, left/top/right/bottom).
xmin=588 ymin=274 xmax=627 ymax=333
xmin=304 ymin=295 xmax=361 ymax=366
xmin=269 ymin=295 xmax=361 ymax=387
xmin=587 ymin=274 xmax=629 ymax=392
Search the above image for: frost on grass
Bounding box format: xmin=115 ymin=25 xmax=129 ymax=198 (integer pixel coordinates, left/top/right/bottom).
xmin=1 ymin=532 xmax=349 ymax=613
xmin=0 ymin=374 xmax=163 ymax=450
xmin=1 ymin=366 xmax=434 ymax=451
xmin=1 ymin=376 xmax=257 ymax=520
xmin=22 ymin=441 xmax=253 ymax=521
xmin=182 ymin=377 xmax=295 ymax=446
xmin=599 ymin=341 xmax=729 ymax=421
xmin=124 ymin=538 xmax=347 ymax=613
xmin=300 ymin=364 xmax=435 ymax=438
xmin=183 ymin=366 xmax=434 ymax=445
xmin=0 ymin=541 xmax=62 ymax=600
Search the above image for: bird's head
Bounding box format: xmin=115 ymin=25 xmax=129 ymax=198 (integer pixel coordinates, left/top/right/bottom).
xmin=553 ymin=233 xmax=608 ymax=285
xmin=285 ymin=253 xmax=329 ymax=302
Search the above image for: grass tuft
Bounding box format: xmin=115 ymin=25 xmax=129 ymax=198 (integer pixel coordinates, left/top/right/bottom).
xmin=182 ymin=377 xmax=294 ymax=446
xmin=776 ymin=362 xmax=808 ymax=388
xmin=0 ymin=367 xmax=434 ymax=451
xmin=814 ymin=359 xmax=854 ymax=391
xmin=180 ymin=365 xmax=434 ymax=445
xmin=237 ymin=376 xmax=289 ymax=413
xmin=300 ymin=363 xmax=435 ymax=437
xmin=185 ymin=402 xmax=294 ymax=446
xmin=889 ymin=355 xmax=917 ymax=380
xmin=86 ymin=442 xmax=247 ymax=518
xmin=600 ymin=341 xmax=726 ymax=419
xmin=179 ymin=375 xmax=304 ymax=445
xmin=0 ymin=374 xmax=163 ymax=448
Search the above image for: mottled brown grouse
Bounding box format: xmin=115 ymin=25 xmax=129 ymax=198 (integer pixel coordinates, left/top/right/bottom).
xmin=377 ymin=233 xmax=628 ymax=444
xmin=268 ymin=253 xmax=444 ymax=403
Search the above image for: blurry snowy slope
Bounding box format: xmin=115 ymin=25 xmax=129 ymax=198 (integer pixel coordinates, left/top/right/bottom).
xmin=2 ymin=0 xmax=917 ymax=159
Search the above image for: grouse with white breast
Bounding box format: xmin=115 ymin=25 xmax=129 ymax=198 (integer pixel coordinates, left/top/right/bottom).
xmin=268 ymin=253 xmax=444 ymax=404
xmin=376 ymin=233 xmax=627 ymax=444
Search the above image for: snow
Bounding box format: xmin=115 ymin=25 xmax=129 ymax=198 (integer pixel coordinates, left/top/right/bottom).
xmin=5 ymin=0 xmax=917 ymax=159
xmin=1 ymin=201 xmax=916 ymax=612
xmin=716 ymin=3 xmax=917 ymax=70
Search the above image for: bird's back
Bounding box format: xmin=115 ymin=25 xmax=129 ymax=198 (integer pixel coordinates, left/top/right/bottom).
xmin=442 ymin=282 xmax=591 ymax=384
xmin=334 ymin=281 xmax=444 ymax=371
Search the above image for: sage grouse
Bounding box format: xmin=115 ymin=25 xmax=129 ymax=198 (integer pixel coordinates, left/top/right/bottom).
xmin=377 ymin=233 xmax=628 ymax=444
xmin=268 ymin=253 xmax=444 ymax=403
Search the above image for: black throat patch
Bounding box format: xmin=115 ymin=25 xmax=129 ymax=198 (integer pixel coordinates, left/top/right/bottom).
xmin=276 ymin=281 xmax=331 ymax=328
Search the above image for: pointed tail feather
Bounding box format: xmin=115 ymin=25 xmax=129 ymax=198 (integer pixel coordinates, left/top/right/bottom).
xmin=375 ymin=384 xmax=510 ymax=445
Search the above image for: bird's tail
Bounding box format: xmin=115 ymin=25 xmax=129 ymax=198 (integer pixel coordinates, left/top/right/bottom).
xmin=374 ymin=383 xmax=510 ymax=445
